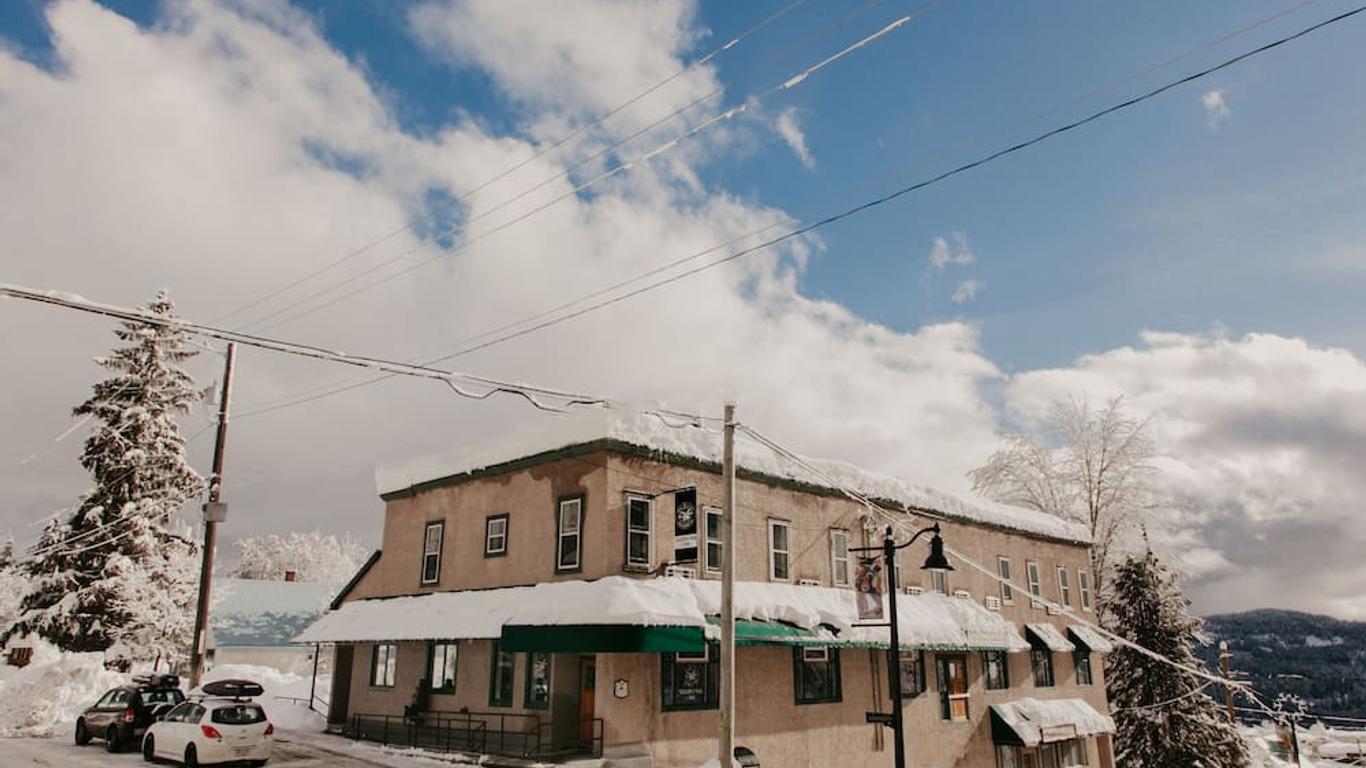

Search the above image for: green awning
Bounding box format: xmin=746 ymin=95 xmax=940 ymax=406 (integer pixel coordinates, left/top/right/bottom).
xmin=500 ymin=624 xmax=706 ymax=653
xmin=706 ymin=617 xmax=833 ymax=647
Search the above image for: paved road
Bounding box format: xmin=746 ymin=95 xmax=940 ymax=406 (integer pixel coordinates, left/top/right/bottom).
xmin=3 ymin=731 xmax=441 ymax=767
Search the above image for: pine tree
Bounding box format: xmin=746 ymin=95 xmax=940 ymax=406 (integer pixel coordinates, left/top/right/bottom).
xmin=1107 ymin=549 xmax=1249 ymax=768
xmin=7 ymin=292 xmax=205 ymax=662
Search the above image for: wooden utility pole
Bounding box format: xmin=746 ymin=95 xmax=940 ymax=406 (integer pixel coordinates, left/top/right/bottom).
xmin=1219 ymin=641 xmax=1235 ymax=722
xmin=189 ymin=342 xmax=235 ymax=688
xmin=718 ymin=402 xmax=737 ymax=768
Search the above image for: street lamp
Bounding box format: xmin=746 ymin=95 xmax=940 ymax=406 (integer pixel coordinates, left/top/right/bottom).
xmin=851 ymin=523 xmax=954 ymax=768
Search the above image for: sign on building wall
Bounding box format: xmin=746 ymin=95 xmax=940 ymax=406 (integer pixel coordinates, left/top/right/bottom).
xmin=855 ymin=556 xmax=885 ymax=621
xmin=674 ymin=488 xmax=698 ymax=563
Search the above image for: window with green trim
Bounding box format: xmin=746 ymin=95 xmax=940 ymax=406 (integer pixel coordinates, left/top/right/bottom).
xmin=525 ymin=652 xmax=551 ymax=709
xmin=489 ymin=641 xmax=515 ymax=707
xmin=793 ymin=647 xmax=841 ymax=704
xmin=556 ymin=496 xmax=584 ymax=572
xmin=429 ymin=642 xmax=458 ymax=693
xmin=662 ymin=645 xmax=718 ymax=711
xmin=370 ymin=643 xmax=397 ymax=688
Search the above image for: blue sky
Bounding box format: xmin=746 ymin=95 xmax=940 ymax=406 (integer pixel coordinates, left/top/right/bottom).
xmin=2 ymin=0 xmax=1365 ymax=617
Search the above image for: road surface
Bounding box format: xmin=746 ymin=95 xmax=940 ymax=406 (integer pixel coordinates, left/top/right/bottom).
xmin=4 ymin=730 xmax=456 ymax=767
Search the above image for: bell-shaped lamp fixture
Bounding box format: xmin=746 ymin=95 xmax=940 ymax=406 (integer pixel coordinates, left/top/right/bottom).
xmin=920 ymin=526 xmax=954 ymax=572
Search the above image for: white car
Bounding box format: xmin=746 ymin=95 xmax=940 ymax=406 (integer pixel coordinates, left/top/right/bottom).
xmin=141 ymin=697 xmax=273 ymax=767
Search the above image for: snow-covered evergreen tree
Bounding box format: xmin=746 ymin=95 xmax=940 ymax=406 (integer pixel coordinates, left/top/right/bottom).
xmin=7 ymin=292 xmax=205 ymax=663
xmin=1107 ymin=548 xmax=1249 ymax=768
xmin=233 ymin=530 xmax=366 ymax=585
xmin=0 ymin=536 xmax=21 ymax=638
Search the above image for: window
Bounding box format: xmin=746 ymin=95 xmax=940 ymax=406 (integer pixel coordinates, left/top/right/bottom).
xmin=793 ymin=647 xmax=841 ymax=704
xmin=898 ymin=651 xmax=926 ymax=697
xmin=936 ymin=653 xmax=970 ymax=720
xmin=163 ymin=702 xmax=193 ymax=723
xmin=211 ymin=704 xmax=267 ymax=725
xmin=1078 ymin=570 xmax=1092 ymax=612
xmin=830 ymin=529 xmax=850 ymax=587
xmin=998 ymin=557 xmax=1014 ymax=604
xmin=623 ymin=495 xmax=652 ymax=568
xmin=430 ymin=642 xmax=458 ymax=693
xmin=370 ymin=643 xmax=397 ymax=688
xmin=996 ymin=741 xmax=1089 ymax=768
xmin=1031 ymin=646 xmax=1055 ymax=688
xmin=1057 ymin=566 xmax=1072 ymax=607
xmin=704 ymin=507 xmax=723 ymax=574
xmin=484 ymin=515 xmax=508 ymax=557
xmin=983 ymin=650 xmax=1010 ymax=690
xmin=768 ymin=519 xmax=791 ymax=581
xmin=556 ymin=496 xmax=584 ymax=572
xmin=489 ymin=641 xmax=515 ymax=707
xmin=1026 ymin=561 xmax=1042 ymax=607
xmin=662 ymin=645 xmax=719 ymax=710
xmin=525 ymin=652 xmax=551 ymax=709
xmin=931 ymin=568 xmax=949 ymax=594
xmin=421 ymin=522 xmax=444 ymax=585
xmin=1074 ymin=650 xmax=1094 ymax=686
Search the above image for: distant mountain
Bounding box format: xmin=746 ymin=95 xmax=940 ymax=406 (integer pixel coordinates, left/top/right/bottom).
xmin=1195 ymin=609 xmax=1366 ymax=721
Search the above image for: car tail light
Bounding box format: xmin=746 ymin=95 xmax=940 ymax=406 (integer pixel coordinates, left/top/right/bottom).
xmin=264 ymin=723 xmax=274 ymax=736
xmin=201 ymin=725 xmax=223 ymax=740
xmin=121 ymin=708 xmax=136 ymax=724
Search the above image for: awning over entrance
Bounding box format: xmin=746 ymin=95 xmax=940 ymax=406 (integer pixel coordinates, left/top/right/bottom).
xmin=1067 ymin=625 xmax=1115 ymax=653
xmin=1024 ymin=623 xmax=1077 ymax=652
xmin=990 ymin=698 xmax=1116 ymax=747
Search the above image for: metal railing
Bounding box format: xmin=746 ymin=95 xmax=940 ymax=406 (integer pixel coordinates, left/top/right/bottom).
xmin=346 ymin=711 xmax=604 ymax=761
xmin=272 ymin=694 xmax=329 ymax=717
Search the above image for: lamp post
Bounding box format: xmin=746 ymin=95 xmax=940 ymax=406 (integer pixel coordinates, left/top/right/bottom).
xmin=851 ymin=523 xmax=953 ymax=768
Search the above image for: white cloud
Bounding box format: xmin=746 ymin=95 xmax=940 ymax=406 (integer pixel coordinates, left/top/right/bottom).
xmin=929 ymin=232 xmax=975 ymax=270
xmin=773 ymin=106 xmax=814 ymax=170
xmin=1202 ymin=89 xmax=1230 ymax=129
xmin=950 ymin=278 xmax=982 ymax=304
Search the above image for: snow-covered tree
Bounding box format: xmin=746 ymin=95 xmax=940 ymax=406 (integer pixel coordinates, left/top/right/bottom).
xmin=6 ymin=291 xmax=205 ymax=663
xmin=969 ymin=395 xmax=1160 ymax=596
xmin=0 ymin=536 xmax=21 ymax=638
xmin=233 ymin=530 xmax=366 ymax=585
xmin=1107 ymin=549 xmax=1249 ymax=768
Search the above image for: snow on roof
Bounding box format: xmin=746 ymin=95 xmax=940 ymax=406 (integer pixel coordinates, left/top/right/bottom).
xmin=295 ymin=576 xmax=1029 ymax=651
xmin=1025 ymin=622 xmax=1077 ymax=653
xmin=990 ymin=698 xmax=1116 ymax=747
xmin=1067 ymin=624 xmax=1115 ymax=653
xmin=374 ymin=411 xmax=1091 ymax=543
xmin=211 ymin=577 xmax=333 ymax=647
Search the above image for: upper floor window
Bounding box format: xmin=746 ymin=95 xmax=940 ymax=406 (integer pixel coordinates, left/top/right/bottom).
xmin=662 ymin=645 xmax=718 ymax=711
xmin=421 ymin=522 xmax=444 ymax=585
xmin=1078 ymin=570 xmax=1093 ymax=612
xmin=370 ymin=643 xmax=397 ymax=688
xmin=489 ymin=641 xmax=516 ymax=707
xmin=930 ymin=568 xmax=949 ymax=595
xmin=793 ymin=647 xmax=841 ymax=704
xmin=556 ymin=496 xmax=584 ymax=572
xmin=625 ymin=494 xmax=652 ymax=568
xmin=997 ymin=557 xmax=1015 ymax=604
xmin=983 ymin=650 xmax=1010 ymax=690
xmin=1026 ymin=561 xmax=1042 ymax=608
xmin=936 ymin=653 xmax=970 ymax=720
xmin=1031 ymin=646 xmax=1055 ymax=688
xmin=830 ymin=529 xmax=850 ymax=587
xmin=484 ymin=514 xmax=508 ymax=557
xmin=1057 ymin=566 xmax=1072 ymax=607
xmin=429 ymin=641 xmax=458 ymax=693
xmin=768 ymin=519 xmax=791 ymax=581
xmin=1074 ymin=650 xmax=1094 ymax=686
xmin=704 ymin=507 xmax=723 ymax=575
xmin=525 ymin=652 xmax=552 ymax=709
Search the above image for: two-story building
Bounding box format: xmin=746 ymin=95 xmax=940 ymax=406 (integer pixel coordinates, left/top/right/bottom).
xmin=297 ymin=414 xmax=1117 ymax=768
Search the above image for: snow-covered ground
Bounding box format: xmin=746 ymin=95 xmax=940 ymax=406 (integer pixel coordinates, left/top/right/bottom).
xmin=1245 ymin=721 xmax=1366 ymax=767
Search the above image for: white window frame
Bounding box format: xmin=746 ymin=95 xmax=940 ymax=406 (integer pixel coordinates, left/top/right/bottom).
xmin=1026 ymin=560 xmax=1042 ymax=608
xmin=556 ymin=497 xmax=583 ymax=572
xmin=625 ymin=494 xmax=652 ymax=569
xmin=997 ymin=556 xmax=1015 ymax=604
xmin=802 ymin=646 xmax=830 ymax=663
xmin=930 ymin=569 xmax=949 ymax=594
xmin=1057 ymin=565 xmax=1072 ymax=607
xmin=1078 ymin=569 xmax=1093 ymax=612
xmin=484 ymin=515 xmax=508 ymax=556
xmin=421 ymin=521 xmax=444 ymax=585
xmin=371 ymin=642 xmax=397 ymax=688
xmin=704 ymin=506 xmax=723 ymax=575
xmin=768 ymin=519 xmax=792 ymax=582
xmin=675 ymin=645 xmax=710 ymax=664
xmin=830 ymin=529 xmax=850 ymax=587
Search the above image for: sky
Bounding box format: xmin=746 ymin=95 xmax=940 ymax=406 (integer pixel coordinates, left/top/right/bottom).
xmin=1 ymin=0 xmax=1365 ymax=619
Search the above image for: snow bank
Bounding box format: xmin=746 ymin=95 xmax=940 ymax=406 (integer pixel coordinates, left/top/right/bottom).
xmin=200 ymin=663 xmax=327 ymax=732
xmin=375 ymin=411 xmax=1091 ymax=543
xmin=0 ymin=641 xmax=127 ymax=737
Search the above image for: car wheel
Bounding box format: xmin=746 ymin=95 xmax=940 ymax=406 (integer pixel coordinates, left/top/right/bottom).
xmin=74 ymin=718 xmax=90 ymax=746
xmin=184 ymin=743 xmax=199 ymax=768
xmin=106 ymin=726 xmax=122 ymax=753
xmin=142 ymin=734 xmax=157 ymax=762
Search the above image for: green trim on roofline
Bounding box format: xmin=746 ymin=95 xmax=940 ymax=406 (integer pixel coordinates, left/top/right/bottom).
xmin=378 ymin=438 xmax=1088 ymax=545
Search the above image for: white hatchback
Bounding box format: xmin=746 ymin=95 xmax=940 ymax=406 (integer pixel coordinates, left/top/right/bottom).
xmin=142 ymin=698 xmax=273 ymax=767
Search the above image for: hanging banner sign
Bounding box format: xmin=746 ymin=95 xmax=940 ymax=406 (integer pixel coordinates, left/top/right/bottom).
xmin=673 ymin=488 xmax=698 ymax=563
xmin=855 ymin=556 xmax=885 ymax=621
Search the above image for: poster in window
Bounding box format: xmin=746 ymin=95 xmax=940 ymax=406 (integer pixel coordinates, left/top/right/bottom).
xmin=673 ymin=488 xmax=698 ymax=563
xmin=855 ymin=556 xmax=885 ymax=621
xmin=674 ymin=663 xmax=706 ymax=705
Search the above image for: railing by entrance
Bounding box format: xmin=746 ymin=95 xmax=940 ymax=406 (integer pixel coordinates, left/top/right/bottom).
xmin=346 ymin=711 xmax=604 ymax=761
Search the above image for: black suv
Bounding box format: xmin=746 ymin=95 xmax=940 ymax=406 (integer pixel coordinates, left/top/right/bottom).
xmin=75 ymin=673 xmax=185 ymax=753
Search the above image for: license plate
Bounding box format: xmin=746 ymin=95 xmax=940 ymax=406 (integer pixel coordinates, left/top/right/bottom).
xmin=232 ymin=746 xmax=253 ymax=755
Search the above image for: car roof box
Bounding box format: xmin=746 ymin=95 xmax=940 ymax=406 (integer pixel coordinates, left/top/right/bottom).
xmin=201 ymin=679 xmax=265 ymax=699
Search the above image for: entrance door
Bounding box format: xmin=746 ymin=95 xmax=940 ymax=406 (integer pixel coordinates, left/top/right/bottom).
xmin=577 ymin=657 xmax=596 ymax=745
xmin=329 ymin=646 xmax=354 ymax=727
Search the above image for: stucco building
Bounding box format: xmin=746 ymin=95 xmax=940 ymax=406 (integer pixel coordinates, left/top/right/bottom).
xmin=298 ymin=416 xmax=1116 ymax=768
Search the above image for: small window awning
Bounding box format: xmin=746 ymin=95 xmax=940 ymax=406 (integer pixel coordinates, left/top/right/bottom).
xmin=990 ymin=698 xmax=1116 ymax=747
xmin=1025 ymin=623 xmax=1076 ymax=652
xmin=1067 ymin=625 xmax=1115 ymax=653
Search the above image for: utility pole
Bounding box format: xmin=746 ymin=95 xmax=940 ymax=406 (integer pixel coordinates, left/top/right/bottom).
xmin=189 ymin=342 xmax=235 ymax=688
xmin=882 ymin=526 xmax=907 ymax=768
xmin=1219 ymin=641 xmax=1235 ymax=722
xmin=718 ymin=402 xmax=736 ymax=768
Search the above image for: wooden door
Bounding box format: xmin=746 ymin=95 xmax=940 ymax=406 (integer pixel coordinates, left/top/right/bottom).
xmin=329 ymin=645 xmax=354 ymax=726
xmin=577 ymin=657 xmax=596 ymax=744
